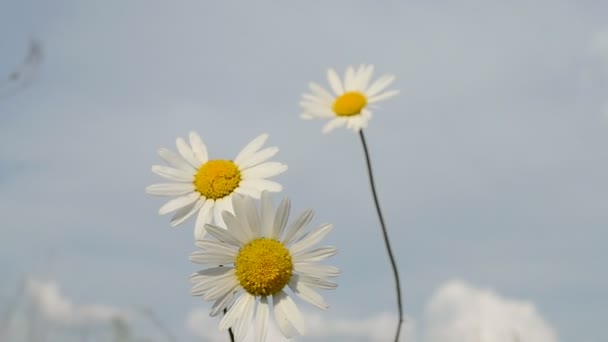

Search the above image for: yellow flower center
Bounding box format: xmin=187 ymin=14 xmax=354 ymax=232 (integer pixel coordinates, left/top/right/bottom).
xmin=235 ymin=238 xmax=293 ymax=297
xmin=332 ymin=91 xmax=367 ymax=116
xmin=193 ymin=160 xmax=241 ymax=199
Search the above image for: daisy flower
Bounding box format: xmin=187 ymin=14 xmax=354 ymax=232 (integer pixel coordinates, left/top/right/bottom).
xmin=300 ymin=64 xmax=399 ymax=133
xmin=146 ymin=132 xmax=287 ymax=239
xmin=190 ymin=192 xmax=339 ymax=341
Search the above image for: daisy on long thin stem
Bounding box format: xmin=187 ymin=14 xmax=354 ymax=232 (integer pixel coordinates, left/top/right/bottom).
xmin=146 ymin=132 xmax=287 ymax=239
xmin=190 ymin=192 xmax=339 ymax=341
xmin=300 ymin=65 xmax=404 ymax=342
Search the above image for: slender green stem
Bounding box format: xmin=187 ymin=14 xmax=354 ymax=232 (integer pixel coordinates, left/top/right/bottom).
xmin=359 ymin=130 xmax=404 ymax=342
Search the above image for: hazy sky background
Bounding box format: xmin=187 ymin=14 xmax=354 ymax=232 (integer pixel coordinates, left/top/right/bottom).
xmin=1 ymin=1 xmax=608 ymax=341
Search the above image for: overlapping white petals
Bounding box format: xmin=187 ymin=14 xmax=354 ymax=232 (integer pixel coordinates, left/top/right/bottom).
xmin=190 ymin=193 xmax=338 ymax=341
xmin=300 ymin=64 xmax=398 ymax=133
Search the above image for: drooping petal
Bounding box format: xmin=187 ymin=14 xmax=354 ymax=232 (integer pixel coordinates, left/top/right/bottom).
xmin=273 ymin=291 xmax=306 ymax=336
xmin=255 ymin=296 xmax=270 ymax=342
xmin=170 ymin=198 xmax=204 ymax=227
xmin=219 ymin=293 xmax=254 ymax=331
xmin=289 ymin=276 xmax=329 ymax=309
xmin=234 ymin=293 xmax=256 ymax=341
xmin=192 ymin=199 xmax=212 ymax=240
xmin=322 ymin=118 xmax=347 ymax=134
xmin=210 ymin=284 xmax=239 ymax=317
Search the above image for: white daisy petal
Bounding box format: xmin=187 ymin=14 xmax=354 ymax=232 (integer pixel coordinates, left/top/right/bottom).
xmin=151 ymin=165 xmax=193 ymax=182
xmin=242 ymin=162 xmax=288 ymax=179
xmin=176 ymin=137 xmax=199 ymax=167
xmin=289 ymin=276 xmax=329 ymax=309
xmin=240 ymin=179 xmax=282 ymax=193
xmin=210 ymin=285 xmax=239 ymax=317
xmin=189 ymin=131 xmax=208 ymax=165
xmin=343 ymin=66 xmax=355 ymax=91
xmin=308 ymin=82 xmax=334 ymax=102
xmin=235 ymin=186 xmax=261 ymax=198
xmin=234 ymin=134 xmax=269 ymax=165
xmin=368 ymin=89 xmax=400 ymax=104
xmin=327 ymin=68 xmax=344 ymax=95
xmin=213 ymin=197 xmax=228 ymax=227
xmin=158 ymin=148 xmax=196 ymax=172
xmin=255 ymin=296 xmax=270 ymax=342
xmin=189 ymin=266 xmax=233 ymax=282
xmin=158 ymin=192 xmax=200 ymax=215
xmin=282 ymin=209 xmax=314 ymax=245
xmin=366 ymin=74 xmax=396 ymax=97
xmin=293 ymin=246 xmax=338 ymax=263
xmin=298 ymin=275 xmax=338 ymax=290
xmin=294 ymin=263 xmax=341 ymax=278
xmin=322 ymin=118 xmax=347 ymax=134
xmin=289 ymin=223 xmax=333 ymax=255
xmin=260 ymin=191 xmax=274 ymax=237
xmin=302 ymin=93 xmax=331 ymax=106
xmin=271 ymin=197 xmax=291 ymax=239
xmin=273 ymin=291 xmax=306 ymax=336
xmin=145 ymin=183 xmax=193 ymax=197
xmin=202 ymin=276 xmax=240 ymax=301
xmin=223 ymin=210 xmax=255 ymax=242
xmin=205 ymin=224 xmax=243 ymax=247
xmin=194 ymin=199 xmax=213 ymax=240
xmin=219 ymin=293 xmax=253 ymax=331
xmin=194 ymin=239 xmax=238 ymax=257
xmin=190 ymin=250 xmax=235 ymax=265
xmin=234 ymin=293 xmax=256 ymax=341
xmin=234 ymin=195 xmax=261 ymax=237
xmin=170 ymin=198 xmax=204 ymax=227
xmin=359 ymin=64 xmax=375 ymax=91
xmin=236 ymin=147 xmax=279 ymax=170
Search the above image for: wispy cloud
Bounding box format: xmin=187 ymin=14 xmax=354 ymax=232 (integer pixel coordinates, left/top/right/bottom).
xmin=26 ymin=278 xmax=127 ymax=325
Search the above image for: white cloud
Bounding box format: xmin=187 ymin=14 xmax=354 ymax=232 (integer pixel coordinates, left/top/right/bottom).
xmin=26 ymin=278 xmax=127 ymax=325
xmin=422 ymin=280 xmax=558 ymax=342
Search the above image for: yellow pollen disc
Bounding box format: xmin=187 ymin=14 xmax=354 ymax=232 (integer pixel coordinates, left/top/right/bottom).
xmin=235 ymin=238 xmax=293 ymax=297
xmin=193 ymin=160 xmax=241 ymax=199
xmin=332 ymin=91 xmax=367 ymax=117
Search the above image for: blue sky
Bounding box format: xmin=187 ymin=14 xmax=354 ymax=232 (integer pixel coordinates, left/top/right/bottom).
xmin=1 ymin=1 xmax=607 ymax=341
